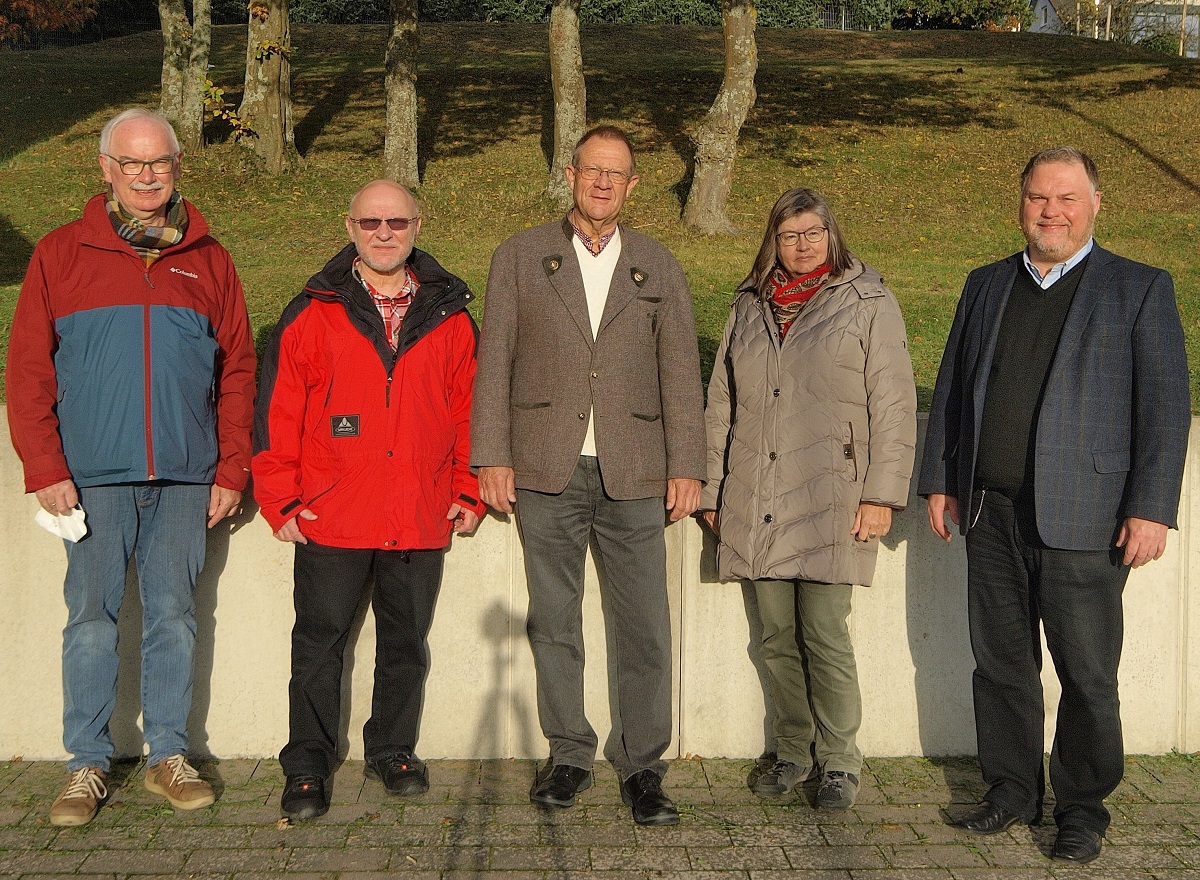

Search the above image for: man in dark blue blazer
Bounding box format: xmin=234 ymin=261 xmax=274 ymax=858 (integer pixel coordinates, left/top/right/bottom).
xmin=919 ymin=147 xmax=1189 ymax=865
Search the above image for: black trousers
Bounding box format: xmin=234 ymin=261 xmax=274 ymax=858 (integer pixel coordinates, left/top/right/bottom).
xmin=965 ymin=490 xmax=1128 ymax=834
xmin=280 ymin=541 xmax=445 ymax=778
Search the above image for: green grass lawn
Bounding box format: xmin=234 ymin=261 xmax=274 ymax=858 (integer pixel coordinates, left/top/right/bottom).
xmin=1 ymin=23 xmax=1197 ymax=407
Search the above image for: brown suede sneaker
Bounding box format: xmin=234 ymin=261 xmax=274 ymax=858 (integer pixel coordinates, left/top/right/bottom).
xmin=49 ymin=767 xmax=108 ymax=826
xmin=144 ymin=755 xmax=215 ymax=810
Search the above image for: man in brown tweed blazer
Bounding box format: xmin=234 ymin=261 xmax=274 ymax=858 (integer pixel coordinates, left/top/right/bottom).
xmin=471 ymin=125 xmax=705 ymax=826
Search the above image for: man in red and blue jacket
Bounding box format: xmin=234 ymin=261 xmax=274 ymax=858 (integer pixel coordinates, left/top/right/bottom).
xmin=252 ymin=179 xmax=485 ymax=821
xmin=6 ymin=109 xmax=256 ymax=826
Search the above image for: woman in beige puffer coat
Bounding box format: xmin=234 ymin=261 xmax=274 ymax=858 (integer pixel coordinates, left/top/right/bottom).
xmin=701 ymin=188 xmax=917 ymax=809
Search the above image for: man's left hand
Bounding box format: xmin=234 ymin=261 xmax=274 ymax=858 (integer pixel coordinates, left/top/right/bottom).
xmin=1116 ymin=516 xmax=1169 ymax=568
xmin=447 ymin=503 xmax=480 ymax=536
xmin=665 ymin=478 xmax=701 ymax=522
xmin=208 ymin=485 xmax=242 ymax=528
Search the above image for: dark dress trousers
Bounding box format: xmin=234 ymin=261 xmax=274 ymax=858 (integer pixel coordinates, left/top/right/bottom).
xmin=471 ymin=220 xmax=706 ymax=780
xmin=918 ymin=244 xmax=1190 ymax=833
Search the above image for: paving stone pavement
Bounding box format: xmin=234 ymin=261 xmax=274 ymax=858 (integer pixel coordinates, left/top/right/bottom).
xmin=2 ymin=754 xmax=1199 ymax=879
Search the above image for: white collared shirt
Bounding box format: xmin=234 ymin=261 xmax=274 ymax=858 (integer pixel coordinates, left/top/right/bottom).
xmin=573 ymin=228 xmax=622 ymax=457
xmin=1022 ymin=238 xmax=1094 ymax=289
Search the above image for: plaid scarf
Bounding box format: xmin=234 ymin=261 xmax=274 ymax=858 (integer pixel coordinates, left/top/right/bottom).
xmin=767 ymin=263 xmax=831 ymax=339
xmin=105 ymin=191 xmax=187 ymax=265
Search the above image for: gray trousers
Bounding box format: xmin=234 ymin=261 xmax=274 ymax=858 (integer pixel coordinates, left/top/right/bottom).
xmin=754 ymin=579 xmax=862 ymax=775
xmin=516 ymin=456 xmax=672 ymax=780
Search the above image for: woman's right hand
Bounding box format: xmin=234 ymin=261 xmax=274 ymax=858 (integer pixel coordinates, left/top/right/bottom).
xmin=701 ymin=509 xmax=719 ymax=538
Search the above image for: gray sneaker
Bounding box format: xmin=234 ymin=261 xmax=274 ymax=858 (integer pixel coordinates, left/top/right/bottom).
xmin=752 ymin=759 xmax=807 ymax=796
xmin=816 ymin=770 xmax=859 ymax=810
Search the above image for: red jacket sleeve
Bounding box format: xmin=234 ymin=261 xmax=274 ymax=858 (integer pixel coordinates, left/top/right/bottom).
xmin=250 ymin=309 xmax=311 ymax=534
xmin=446 ymin=312 xmax=487 ymax=519
xmin=211 ymin=250 xmax=257 ymax=492
xmin=5 ymin=242 xmax=73 ymax=493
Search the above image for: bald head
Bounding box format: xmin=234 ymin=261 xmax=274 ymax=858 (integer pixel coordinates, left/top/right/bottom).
xmin=349 ymin=179 xmax=419 ymax=219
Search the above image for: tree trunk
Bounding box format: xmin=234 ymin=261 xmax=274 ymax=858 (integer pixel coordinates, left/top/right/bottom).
xmin=547 ymin=0 xmax=586 ymax=209
xmin=239 ymin=0 xmax=295 ymax=173
xmin=682 ymin=0 xmax=758 ymax=235
xmin=158 ymin=0 xmax=209 ymax=153
xmin=383 ymin=0 xmax=419 ymax=188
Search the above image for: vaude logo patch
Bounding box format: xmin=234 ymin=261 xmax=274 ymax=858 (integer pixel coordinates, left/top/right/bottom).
xmin=169 ymin=267 xmax=200 ymax=279
xmin=330 ymin=415 xmax=360 ymax=437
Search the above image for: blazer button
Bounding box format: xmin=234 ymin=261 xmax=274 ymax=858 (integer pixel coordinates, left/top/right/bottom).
xmin=769 ymin=452 xmax=776 ymax=460
xmin=578 ymin=412 xmax=586 ymax=419
xmin=773 ymin=389 xmax=780 ymax=397
xmin=764 ymin=514 xmax=773 ymax=523
xmin=591 ymin=371 xmax=598 ymax=378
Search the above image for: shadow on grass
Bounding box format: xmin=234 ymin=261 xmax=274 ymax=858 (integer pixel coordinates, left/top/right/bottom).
xmin=0 ymin=216 xmax=34 ymax=285
xmin=293 ymin=60 xmax=372 ymax=157
xmin=0 ymin=34 xmax=157 ymax=163
xmin=1040 ymin=97 xmax=1200 ymax=197
xmin=1017 ymin=61 xmax=1200 ymax=196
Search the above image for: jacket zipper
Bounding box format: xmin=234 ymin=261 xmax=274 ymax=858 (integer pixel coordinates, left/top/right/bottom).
xmin=143 ymin=267 xmax=156 ymax=479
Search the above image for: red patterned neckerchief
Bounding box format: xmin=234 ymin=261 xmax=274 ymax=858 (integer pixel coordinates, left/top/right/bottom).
xmin=355 ymin=259 xmax=419 ymax=350
xmin=568 ymin=210 xmax=616 ymax=256
xmin=767 ymin=263 xmax=832 ymax=339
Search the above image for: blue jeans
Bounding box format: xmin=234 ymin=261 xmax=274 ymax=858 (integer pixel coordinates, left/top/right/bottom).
xmin=62 ymin=483 xmax=209 ymax=771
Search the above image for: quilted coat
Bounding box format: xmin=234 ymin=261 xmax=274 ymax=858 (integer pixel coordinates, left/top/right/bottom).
xmin=701 ymin=259 xmax=917 ymax=587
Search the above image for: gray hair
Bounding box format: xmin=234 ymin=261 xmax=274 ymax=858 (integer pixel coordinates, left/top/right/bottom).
xmin=1020 ymin=146 xmax=1100 ymax=196
xmin=740 ymin=188 xmax=853 ymax=299
xmin=99 ymin=108 xmax=181 ymax=156
xmin=571 ymin=124 xmax=637 ymax=175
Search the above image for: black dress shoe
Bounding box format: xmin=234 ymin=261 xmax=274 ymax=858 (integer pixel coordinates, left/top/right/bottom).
xmin=621 ymin=769 xmax=679 ymax=826
xmin=954 ymin=800 xmax=1029 ymax=835
xmin=365 ymin=754 xmax=429 ymax=796
xmin=281 ymin=775 xmax=330 ymax=821
xmin=530 ymin=763 xmax=592 ymax=808
xmin=1052 ymin=826 xmax=1103 ymax=864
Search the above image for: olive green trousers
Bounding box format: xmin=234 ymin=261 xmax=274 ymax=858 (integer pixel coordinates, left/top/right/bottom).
xmin=753 ymin=579 xmax=863 ymax=775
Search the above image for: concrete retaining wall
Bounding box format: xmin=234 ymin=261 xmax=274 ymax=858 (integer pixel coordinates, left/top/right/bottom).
xmin=2 ymin=412 xmax=1197 ymax=762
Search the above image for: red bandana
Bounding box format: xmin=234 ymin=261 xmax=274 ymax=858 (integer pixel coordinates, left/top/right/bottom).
xmin=768 ymin=263 xmax=831 ymax=339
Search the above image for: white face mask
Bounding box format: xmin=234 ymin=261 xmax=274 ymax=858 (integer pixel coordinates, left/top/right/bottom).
xmin=35 ymin=505 xmax=89 ymax=542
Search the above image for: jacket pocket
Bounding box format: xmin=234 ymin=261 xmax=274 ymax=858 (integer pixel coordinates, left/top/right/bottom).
xmin=1093 ymin=450 xmax=1130 ymax=474
xmin=512 ymin=401 xmax=550 ymax=473
xmin=636 ymin=296 xmax=661 ymax=344
xmin=843 ymin=422 xmax=859 ymax=482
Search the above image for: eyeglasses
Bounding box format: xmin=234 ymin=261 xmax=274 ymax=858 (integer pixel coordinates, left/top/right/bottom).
xmin=349 ymin=216 xmax=420 ymax=232
xmin=103 ymin=154 xmax=177 ymax=176
xmin=575 ymin=166 xmax=632 ymax=185
xmin=776 ymin=227 xmax=828 ymax=246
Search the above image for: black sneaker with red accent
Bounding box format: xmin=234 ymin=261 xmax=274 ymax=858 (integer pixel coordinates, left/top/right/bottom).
xmin=365 ymin=753 xmax=429 ymax=796
xmin=281 ymin=775 xmax=330 ymax=821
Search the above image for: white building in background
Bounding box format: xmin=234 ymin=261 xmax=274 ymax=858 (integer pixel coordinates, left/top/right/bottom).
xmin=1028 ymin=0 xmax=1199 ymax=56
xmin=1029 ymin=0 xmax=1068 ymax=31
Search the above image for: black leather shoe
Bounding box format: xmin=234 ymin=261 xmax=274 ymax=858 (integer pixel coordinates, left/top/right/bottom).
xmin=529 ymin=763 xmax=592 ymax=808
xmin=281 ymin=775 xmax=330 ymax=821
xmin=954 ymin=800 xmax=1030 ymax=835
xmin=621 ymin=769 xmax=679 ymax=826
xmin=365 ymin=754 xmax=429 ymax=796
xmin=1052 ymin=826 xmax=1103 ymax=864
